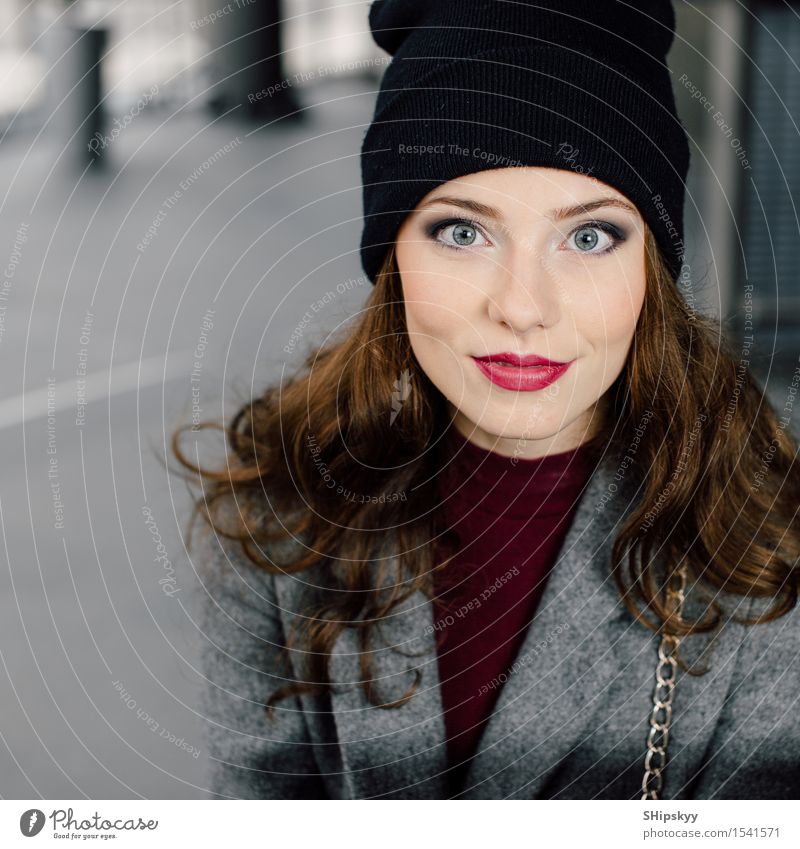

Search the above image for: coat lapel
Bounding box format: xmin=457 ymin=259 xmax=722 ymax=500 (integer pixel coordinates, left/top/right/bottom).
xmin=327 ymin=585 xmax=450 ymax=798
xmin=272 ymin=525 xmax=451 ymax=799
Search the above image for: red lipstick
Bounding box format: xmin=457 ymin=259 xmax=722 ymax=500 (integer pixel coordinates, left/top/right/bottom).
xmin=472 ymin=352 xmax=573 ymax=392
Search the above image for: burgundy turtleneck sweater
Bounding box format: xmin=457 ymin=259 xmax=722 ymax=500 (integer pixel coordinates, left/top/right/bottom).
xmin=432 ymin=426 xmax=598 ymax=792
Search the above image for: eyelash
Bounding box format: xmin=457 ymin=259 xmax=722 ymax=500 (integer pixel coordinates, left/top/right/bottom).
xmin=425 ymin=217 xmax=627 ymax=255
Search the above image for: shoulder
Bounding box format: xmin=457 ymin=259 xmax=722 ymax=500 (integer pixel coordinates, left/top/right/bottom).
xmin=190 ymin=525 xmax=282 ymax=627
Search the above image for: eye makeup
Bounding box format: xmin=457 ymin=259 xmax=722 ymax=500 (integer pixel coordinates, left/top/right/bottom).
xmin=423 ymin=216 xmax=628 ymax=255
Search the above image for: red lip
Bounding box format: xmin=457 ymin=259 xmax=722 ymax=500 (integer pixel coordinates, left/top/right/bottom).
xmin=472 ymin=353 xmax=573 ymax=392
xmin=476 ymin=352 xmax=569 ymax=367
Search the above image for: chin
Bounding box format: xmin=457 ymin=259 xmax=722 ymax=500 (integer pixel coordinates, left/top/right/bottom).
xmin=475 ymin=413 xmax=564 ymax=441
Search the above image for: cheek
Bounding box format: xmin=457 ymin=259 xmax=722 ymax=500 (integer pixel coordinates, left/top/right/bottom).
xmin=402 ymin=272 xmax=461 ymax=354
xmin=399 ymin=249 xmax=471 ymax=337
xmin=573 ymin=267 xmax=645 ymax=352
xmin=400 ymin=270 xmax=481 ymax=403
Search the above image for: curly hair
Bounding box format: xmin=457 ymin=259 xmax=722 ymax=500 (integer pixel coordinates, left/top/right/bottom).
xmin=173 ymin=225 xmax=800 ymax=717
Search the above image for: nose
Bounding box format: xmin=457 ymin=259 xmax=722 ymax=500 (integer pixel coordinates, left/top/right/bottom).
xmin=486 ymin=246 xmax=561 ymax=334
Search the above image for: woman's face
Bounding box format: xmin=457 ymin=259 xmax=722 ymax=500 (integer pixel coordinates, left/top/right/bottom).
xmin=395 ymin=166 xmax=646 ymax=459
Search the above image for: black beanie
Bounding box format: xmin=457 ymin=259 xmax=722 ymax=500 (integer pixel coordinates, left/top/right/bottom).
xmin=359 ymin=0 xmax=690 ymax=284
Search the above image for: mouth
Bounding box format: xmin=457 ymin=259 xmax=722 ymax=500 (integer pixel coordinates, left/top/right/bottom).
xmin=471 ymin=354 xmax=573 ymax=391
xmin=475 ymin=352 xmax=570 ymax=368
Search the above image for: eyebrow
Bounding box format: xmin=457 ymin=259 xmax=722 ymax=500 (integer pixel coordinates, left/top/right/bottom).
xmin=417 ymin=194 xmax=638 ymax=221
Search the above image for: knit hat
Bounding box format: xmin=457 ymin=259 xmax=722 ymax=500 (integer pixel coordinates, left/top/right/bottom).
xmin=359 ymin=0 xmax=690 ymax=284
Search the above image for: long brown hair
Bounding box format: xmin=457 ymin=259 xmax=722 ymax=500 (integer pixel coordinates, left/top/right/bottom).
xmin=173 ymin=225 xmax=800 ymax=716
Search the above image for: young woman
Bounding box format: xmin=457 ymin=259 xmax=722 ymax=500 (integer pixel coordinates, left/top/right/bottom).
xmin=174 ymin=0 xmax=800 ymax=800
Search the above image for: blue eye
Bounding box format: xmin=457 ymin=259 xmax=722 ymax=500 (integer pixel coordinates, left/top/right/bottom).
xmin=426 ymin=218 xmax=490 ymax=250
xmin=567 ymin=222 xmax=625 ymax=254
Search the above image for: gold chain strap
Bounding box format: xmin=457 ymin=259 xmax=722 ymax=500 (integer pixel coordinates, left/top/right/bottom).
xmin=641 ymin=562 xmax=688 ymax=800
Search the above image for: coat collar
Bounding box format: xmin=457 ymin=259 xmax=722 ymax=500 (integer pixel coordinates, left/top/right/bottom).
xmin=307 ymin=445 xmax=648 ymax=799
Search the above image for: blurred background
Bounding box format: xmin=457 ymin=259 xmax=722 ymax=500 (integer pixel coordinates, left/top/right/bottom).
xmin=0 ymin=0 xmax=797 ymax=799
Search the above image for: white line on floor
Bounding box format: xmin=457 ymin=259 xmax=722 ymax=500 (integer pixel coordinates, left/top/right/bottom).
xmin=0 ymin=351 xmax=195 ymax=430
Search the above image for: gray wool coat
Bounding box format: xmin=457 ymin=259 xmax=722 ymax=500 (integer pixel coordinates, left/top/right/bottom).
xmin=194 ymin=449 xmax=800 ymax=800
